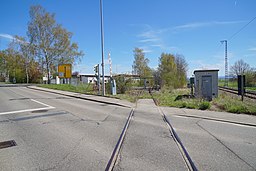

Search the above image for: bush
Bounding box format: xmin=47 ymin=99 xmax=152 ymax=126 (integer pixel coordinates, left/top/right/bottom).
xmin=114 ymin=76 xmax=132 ymax=94
xmin=198 ymin=101 xmax=211 ymax=110
xmin=227 ymin=105 xmax=248 ymax=114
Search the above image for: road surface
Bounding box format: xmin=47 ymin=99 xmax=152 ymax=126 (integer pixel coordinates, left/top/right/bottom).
xmin=0 ymin=86 xmax=256 ymax=171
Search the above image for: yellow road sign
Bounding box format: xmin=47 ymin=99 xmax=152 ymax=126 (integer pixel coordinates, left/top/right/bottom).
xmin=58 ymin=64 xmax=72 ymax=78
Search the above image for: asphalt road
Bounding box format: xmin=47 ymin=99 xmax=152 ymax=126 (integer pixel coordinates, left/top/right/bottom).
xmin=162 ymin=107 xmax=256 ymax=171
xmin=0 ymin=86 xmax=131 ymax=171
xmin=1 ymin=86 xmax=256 ymax=171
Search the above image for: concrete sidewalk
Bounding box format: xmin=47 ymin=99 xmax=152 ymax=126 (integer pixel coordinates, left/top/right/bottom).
xmin=27 ymin=86 xmax=134 ymax=108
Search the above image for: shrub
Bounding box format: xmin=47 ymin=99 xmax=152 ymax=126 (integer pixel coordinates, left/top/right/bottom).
xmin=226 ymin=103 xmax=248 ymax=114
xmin=198 ymin=101 xmax=211 ymax=110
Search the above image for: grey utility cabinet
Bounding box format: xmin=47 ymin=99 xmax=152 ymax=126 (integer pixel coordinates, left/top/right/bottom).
xmin=194 ymin=69 xmax=219 ymax=101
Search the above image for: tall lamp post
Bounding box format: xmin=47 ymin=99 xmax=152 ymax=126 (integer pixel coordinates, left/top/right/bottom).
xmin=100 ymin=0 xmax=105 ymax=96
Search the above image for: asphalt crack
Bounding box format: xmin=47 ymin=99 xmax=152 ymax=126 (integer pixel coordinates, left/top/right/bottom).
xmin=196 ymin=120 xmax=256 ymax=170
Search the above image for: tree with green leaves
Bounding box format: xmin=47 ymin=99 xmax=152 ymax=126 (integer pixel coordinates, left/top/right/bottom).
xmin=14 ymin=36 xmax=35 ymax=83
xmin=175 ymin=54 xmax=188 ymax=87
xmin=132 ymin=47 xmax=151 ymax=77
xmin=0 ymin=50 xmax=7 ymax=81
xmin=27 ymin=5 xmax=84 ymax=84
xmin=158 ymin=53 xmax=177 ymax=88
xmin=2 ymin=43 xmax=25 ymax=83
xmin=157 ymin=53 xmax=188 ymax=89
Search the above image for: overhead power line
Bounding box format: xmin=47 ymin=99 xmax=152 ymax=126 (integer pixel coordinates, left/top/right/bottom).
xmin=228 ymin=16 xmax=256 ymax=40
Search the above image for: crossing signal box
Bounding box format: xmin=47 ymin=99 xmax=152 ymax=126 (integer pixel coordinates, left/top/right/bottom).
xmin=238 ymin=75 xmax=245 ymax=95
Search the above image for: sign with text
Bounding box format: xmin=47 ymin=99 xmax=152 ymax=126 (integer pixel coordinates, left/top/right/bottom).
xmin=58 ymin=64 xmax=72 ymax=78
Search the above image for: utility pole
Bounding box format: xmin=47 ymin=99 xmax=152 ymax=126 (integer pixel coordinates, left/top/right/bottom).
xmin=100 ymin=0 xmax=105 ymax=96
xmin=221 ymin=40 xmax=228 ymax=87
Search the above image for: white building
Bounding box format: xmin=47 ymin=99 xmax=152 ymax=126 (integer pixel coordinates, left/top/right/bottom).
xmin=71 ymin=74 xmax=110 ymax=85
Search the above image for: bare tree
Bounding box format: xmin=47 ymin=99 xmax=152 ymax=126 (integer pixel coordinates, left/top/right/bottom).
xmin=230 ymin=59 xmax=250 ymax=76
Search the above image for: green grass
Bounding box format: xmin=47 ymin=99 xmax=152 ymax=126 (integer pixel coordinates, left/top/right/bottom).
xmin=212 ymin=92 xmax=256 ymax=115
xmin=38 ymin=84 xmax=256 ymax=115
xmin=151 ymin=89 xmax=211 ymax=110
xmin=115 ymin=90 xmax=153 ymax=103
xmin=39 ymin=84 xmax=95 ymax=94
xmin=247 ymin=87 xmax=256 ymax=91
xmin=219 ymin=79 xmax=256 ymax=91
xmin=218 ymin=79 xmax=238 ymax=88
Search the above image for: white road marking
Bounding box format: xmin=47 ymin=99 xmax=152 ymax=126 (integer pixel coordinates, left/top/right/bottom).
xmin=0 ymin=99 xmax=55 ymax=116
xmin=173 ymin=115 xmax=256 ymax=129
xmin=30 ymin=99 xmax=54 ymax=108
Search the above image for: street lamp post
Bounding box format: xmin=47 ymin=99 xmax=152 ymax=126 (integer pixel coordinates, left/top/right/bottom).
xmin=100 ymin=0 xmax=105 ymax=96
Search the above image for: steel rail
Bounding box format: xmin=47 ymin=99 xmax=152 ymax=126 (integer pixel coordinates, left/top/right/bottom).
xmin=219 ymin=86 xmax=256 ymax=99
xmin=151 ymin=93 xmax=198 ymax=171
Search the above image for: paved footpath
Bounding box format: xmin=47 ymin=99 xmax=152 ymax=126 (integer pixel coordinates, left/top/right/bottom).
xmin=114 ymin=99 xmax=188 ymax=171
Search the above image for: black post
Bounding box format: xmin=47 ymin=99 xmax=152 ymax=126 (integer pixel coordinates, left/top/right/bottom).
xmin=238 ymin=75 xmax=245 ymax=101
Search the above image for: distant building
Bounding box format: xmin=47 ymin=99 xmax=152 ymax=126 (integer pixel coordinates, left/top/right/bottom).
xmin=71 ymin=74 xmax=111 ymax=85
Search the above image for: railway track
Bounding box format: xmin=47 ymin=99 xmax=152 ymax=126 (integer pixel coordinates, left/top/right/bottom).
xmin=106 ymin=90 xmax=197 ymax=171
xmin=151 ymin=92 xmax=197 ymax=171
xmin=218 ymin=86 xmax=256 ymax=99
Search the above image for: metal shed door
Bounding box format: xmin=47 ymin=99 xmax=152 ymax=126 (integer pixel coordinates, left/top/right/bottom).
xmin=202 ymin=76 xmax=212 ymax=100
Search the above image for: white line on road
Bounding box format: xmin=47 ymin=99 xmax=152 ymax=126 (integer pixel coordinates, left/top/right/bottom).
xmin=173 ymin=115 xmax=256 ymax=129
xmin=30 ymin=99 xmax=54 ymax=108
xmin=0 ymin=99 xmax=55 ymax=116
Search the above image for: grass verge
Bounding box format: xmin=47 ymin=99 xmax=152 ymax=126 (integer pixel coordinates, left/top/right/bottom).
xmin=151 ymin=89 xmax=211 ymax=110
xmin=38 ymin=84 xmax=255 ymax=115
xmin=212 ymin=92 xmax=256 ymax=115
xmin=39 ymin=84 xmax=95 ymax=94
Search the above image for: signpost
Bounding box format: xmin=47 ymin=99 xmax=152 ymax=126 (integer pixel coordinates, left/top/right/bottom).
xmin=58 ymin=64 xmax=72 ymax=84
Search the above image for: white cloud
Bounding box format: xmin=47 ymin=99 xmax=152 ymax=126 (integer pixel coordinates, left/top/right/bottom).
xmin=135 ymin=20 xmax=244 ymax=53
xmin=139 ymin=46 xmax=153 ymax=53
xmin=0 ymin=33 xmax=28 ymax=44
xmin=139 ymin=38 xmax=160 ymax=43
xmin=137 ymin=26 xmax=177 ymax=52
xmin=0 ymin=33 xmax=15 ymax=41
xmin=248 ymin=47 xmax=256 ymax=51
xmin=172 ymin=20 xmax=247 ymax=31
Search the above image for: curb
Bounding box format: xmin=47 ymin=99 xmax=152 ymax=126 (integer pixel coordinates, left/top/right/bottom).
xmin=27 ymin=86 xmax=132 ymax=108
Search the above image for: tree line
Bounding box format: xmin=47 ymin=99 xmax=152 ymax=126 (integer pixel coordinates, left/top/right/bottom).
xmin=0 ymin=5 xmax=83 ymax=84
xmin=230 ymin=59 xmax=256 ymax=87
xmin=132 ymin=47 xmax=188 ymax=89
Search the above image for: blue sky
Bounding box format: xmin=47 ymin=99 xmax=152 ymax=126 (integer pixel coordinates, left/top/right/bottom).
xmin=0 ymin=0 xmax=256 ymax=77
